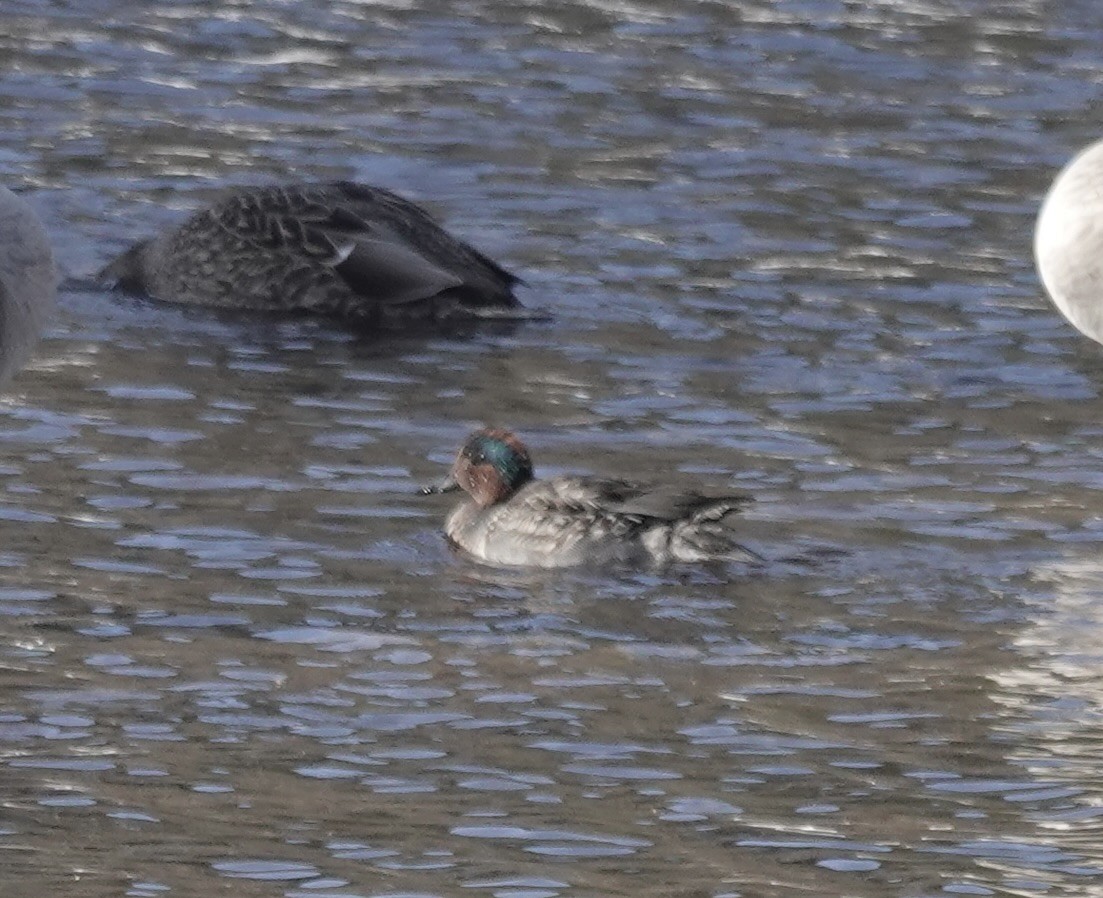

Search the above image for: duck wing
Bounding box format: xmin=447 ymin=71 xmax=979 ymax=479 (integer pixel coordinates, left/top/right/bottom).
xmin=325 ymin=182 xmax=522 ymax=290
xmin=484 ymin=478 xmax=757 ymax=566
xmin=582 ymin=480 xmax=752 ymax=524
xmin=588 ymin=480 xmax=759 ymax=563
xmin=522 ymin=478 xmax=750 ymax=531
xmin=229 ymin=183 xmax=520 ymax=311
xmin=207 ymin=184 xmax=497 ymax=312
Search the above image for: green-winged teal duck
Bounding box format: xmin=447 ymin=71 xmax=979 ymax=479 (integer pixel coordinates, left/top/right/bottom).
xmin=424 ymin=428 xmax=762 ymax=568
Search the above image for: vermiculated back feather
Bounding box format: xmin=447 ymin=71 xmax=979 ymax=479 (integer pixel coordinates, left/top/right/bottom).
xmin=448 ymin=474 xmax=757 ymax=567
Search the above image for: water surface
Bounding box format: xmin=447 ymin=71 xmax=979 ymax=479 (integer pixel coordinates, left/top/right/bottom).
xmin=3 ymin=1 xmax=1103 ymax=896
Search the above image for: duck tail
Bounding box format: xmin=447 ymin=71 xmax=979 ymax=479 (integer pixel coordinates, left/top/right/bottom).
xmin=643 ymin=498 xmax=763 ymax=564
xmin=669 ymin=521 xmax=764 ymax=564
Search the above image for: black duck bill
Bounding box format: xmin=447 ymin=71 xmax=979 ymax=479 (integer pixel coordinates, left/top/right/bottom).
xmin=420 ymin=474 xmax=460 ymax=495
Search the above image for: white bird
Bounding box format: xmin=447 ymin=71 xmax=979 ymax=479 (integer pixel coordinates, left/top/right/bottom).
xmin=0 ymin=186 xmax=55 ymax=384
xmin=1035 ymin=139 xmax=1103 ymax=345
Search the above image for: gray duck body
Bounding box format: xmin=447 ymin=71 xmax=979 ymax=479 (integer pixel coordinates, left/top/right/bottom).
xmin=99 ymin=182 xmax=527 ymax=329
xmin=0 ymin=186 xmax=56 ymax=385
xmin=444 ymin=476 xmax=759 ymax=568
xmin=427 ymin=428 xmax=760 ymax=568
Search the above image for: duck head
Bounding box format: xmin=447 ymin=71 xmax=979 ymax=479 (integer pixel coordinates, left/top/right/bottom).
xmin=97 ymin=240 xmax=151 ymax=291
xmin=423 ymin=428 xmax=534 ymax=507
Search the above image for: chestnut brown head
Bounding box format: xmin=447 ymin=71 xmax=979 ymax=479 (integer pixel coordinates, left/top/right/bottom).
xmin=422 ymin=428 xmax=534 ymax=507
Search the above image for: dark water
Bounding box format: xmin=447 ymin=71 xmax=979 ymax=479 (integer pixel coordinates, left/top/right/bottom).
xmin=3 ymin=0 xmax=1103 ymax=895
